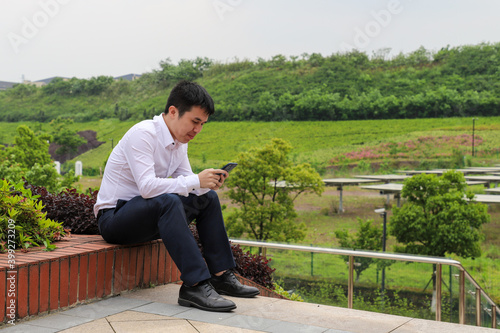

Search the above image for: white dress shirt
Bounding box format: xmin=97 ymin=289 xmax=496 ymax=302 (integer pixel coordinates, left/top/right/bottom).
xmin=94 ymin=114 xmax=210 ymax=216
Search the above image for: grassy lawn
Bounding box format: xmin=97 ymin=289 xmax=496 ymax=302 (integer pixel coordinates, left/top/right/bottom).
xmin=3 ymin=117 xmax=500 ymax=174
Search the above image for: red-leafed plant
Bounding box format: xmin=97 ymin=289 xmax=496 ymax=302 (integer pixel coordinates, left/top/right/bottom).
xmin=231 ymin=243 xmax=275 ymax=289
xmin=27 ymin=184 xmax=99 ymax=235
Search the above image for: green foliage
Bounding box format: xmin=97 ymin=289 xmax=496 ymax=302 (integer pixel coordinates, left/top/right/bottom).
xmin=273 ymin=281 xmax=304 ymax=302
xmin=147 ymin=57 xmax=213 ymax=87
xmin=6 ymin=125 xmax=52 ymax=168
xmin=0 ymin=124 xmax=77 ymax=192
xmin=390 ymin=171 xmax=490 ymax=258
xmin=41 ymin=76 xmax=114 ymax=96
xmin=24 ymin=163 xmax=62 ymax=193
xmin=0 ymin=160 xmax=64 ymax=197
xmin=50 ymin=118 xmax=86 ymax=156
xmin=335 ymin=218 xmax=383 ymax=282
xmin=291 ymin=88 xmax=340 ymax=120
xmin=2 ymin=42 xmax=500 ymax=123
xmin=295 ymin=282 xmax=435 ymax=319
xmin=0 ymin=179 xmax=66 ymax=252
xmin=225 ymin=138 xmax=324 ymax=242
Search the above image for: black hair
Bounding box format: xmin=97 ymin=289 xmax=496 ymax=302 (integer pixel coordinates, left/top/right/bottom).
xmin=164 ymin=80 xmax=215 ymax=117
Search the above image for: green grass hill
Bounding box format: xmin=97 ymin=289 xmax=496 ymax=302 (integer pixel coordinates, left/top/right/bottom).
xmin=1 ymin=42 xmax=500 ymax=123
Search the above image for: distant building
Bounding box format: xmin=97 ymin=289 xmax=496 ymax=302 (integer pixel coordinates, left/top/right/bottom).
xmin=35 ymin=76 xmax=70 ymax=85
xmin=1 ymin=75 xmax=140 ymax=90
xmin=114 ymin=73 xmax=141 ymax=81
xmin=23 ymin=80 xmax=46 ymax=88
xmin=0 ymin=81 xmax=17 ymax=90
xmin=21 ymin=76 xmax=70 ymax=88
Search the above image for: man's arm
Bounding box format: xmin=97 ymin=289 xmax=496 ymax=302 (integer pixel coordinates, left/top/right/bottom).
xmin=123 ymin=128 xmax=201 ymax=197
xmin=171 ymin=151 xmax=229 ymax=194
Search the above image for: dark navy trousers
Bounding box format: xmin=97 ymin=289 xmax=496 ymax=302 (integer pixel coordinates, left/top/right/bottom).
xmin=97 ymin=190 xmax=236 ymax=286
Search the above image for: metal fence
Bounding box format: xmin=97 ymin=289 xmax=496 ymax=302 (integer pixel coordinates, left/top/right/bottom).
xmin=230 ymin=239 xmax=499 ymax=329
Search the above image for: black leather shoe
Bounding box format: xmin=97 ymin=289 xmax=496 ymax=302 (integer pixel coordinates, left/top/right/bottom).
xmin=210 ymin=271 xmax=260 ymax=298
xmin=178 ymin=280 xmax=236 ymax=312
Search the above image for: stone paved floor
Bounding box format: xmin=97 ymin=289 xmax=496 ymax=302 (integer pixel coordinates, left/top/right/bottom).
xmin=0 ymin=284 xmax=497 ymax=333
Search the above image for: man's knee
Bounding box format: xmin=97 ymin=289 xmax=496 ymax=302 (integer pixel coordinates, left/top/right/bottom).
xmin=196 ymin=190 xmax=221 ymax=210
xmin=203 ymin=190 xmax=219 ymax=204
xmin=181 ymin=190 xmax=219 ymax=221
xmin=150 ymin=193 xmax=184 ymax=212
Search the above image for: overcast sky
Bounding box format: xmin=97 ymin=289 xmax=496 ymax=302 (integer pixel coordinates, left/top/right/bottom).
xmin=1 ymin=0 xmax=500 ymax=83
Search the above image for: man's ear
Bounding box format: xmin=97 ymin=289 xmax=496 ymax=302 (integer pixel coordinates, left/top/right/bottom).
xmin=167 ymin=105 xmax=178 ymax=118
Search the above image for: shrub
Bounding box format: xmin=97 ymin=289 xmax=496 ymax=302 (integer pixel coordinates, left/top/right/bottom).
xmin=231 ymin=243 xmax=275 ymax=289
xmin=0 ymin=159 xmax=77 ymax=193
xmin=28 ymin=184 xmax=99 ymax=234
xmin=273 ymin=282 xmax=304 ymax=301
xmin=0 ymin=180 xmax=66 ymax=252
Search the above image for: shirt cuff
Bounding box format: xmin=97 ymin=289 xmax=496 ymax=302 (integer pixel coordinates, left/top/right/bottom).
xmin=185 ymin=174 xmax=201 ymax=193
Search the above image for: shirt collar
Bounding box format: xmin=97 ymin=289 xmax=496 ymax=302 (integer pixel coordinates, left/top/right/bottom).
xmin=153 ymin=114 xmax=184 ymax=150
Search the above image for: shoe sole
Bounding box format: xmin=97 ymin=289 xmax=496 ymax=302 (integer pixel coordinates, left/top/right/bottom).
xmin=178 ymin=298 xmax=236 ymax=312
xmin=216 ymin=289 xmax=260 ymax=298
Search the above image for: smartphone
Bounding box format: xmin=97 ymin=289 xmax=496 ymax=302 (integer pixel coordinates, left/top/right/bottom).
xmin=216 ymin=163 xmax=237 ymax=181
xmin=221 ymin=162 xmax=238 ymax=173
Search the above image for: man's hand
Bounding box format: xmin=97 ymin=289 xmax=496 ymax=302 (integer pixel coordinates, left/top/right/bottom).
xmin=198 ymin=168 xmax=229 ymax=190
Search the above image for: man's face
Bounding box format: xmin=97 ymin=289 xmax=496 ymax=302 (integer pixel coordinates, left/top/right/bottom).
xmin=166 ymin=106 xmax=208 ymax=143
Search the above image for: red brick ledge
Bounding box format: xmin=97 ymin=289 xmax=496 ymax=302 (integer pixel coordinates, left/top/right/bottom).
xmin=0 ymin=235 xmax=181 ymax=324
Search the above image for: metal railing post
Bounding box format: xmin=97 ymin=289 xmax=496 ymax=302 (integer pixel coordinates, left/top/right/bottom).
xmin=348 ymin=255 xmax=354 ymax=309
xmin=436 ymin=264 xmax=442 ymax=322
xmin=459 ymin=270 xmax=465 ymax=325
xmin=492 ymin=305 xmax=497 ymax=328
xmin=458 ymin=270 xmax=465 ymax=325
xmin=476 ymin=287 xmax=481 ymax=327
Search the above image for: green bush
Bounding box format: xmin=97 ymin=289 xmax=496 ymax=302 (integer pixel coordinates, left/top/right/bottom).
xmin=273 ymin=282 xmax=304 ymax=301
xmin=0 ymin=180 xmax=66 ymax=252
xmin=0 ymin=160 xmax=74 ymax=193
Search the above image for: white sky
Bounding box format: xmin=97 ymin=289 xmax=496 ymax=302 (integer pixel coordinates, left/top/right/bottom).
xmin=1 ymin=0 xmax=499 ymax=83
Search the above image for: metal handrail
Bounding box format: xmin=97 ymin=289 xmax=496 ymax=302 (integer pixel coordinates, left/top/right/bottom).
xmin=230 ymin=239 xmax=499 ymax=328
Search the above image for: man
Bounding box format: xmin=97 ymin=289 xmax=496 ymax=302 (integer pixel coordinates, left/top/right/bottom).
xmin=94 ymin=80 xmax=259 ymax=312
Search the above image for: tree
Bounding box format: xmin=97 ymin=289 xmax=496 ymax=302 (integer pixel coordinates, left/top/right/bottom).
xmin=256 ymin=91 xmax=278 ymax=121
xmin=335 ymin=218 xmax=383 ymax=282
xmin=390 ymin=171 xmax=489 ymax=258
xmin=84 ymin=76 xmax=114 ymax=95
xmin=50 ymin=118 xmax=86 ymax=158
xmin=0 ymin=125 xmax=76 ymax=192
xmin=152 ymin=57 xmax=213 ymax=86
xmin=225 ymin=138 xmax=324 ymax=242
xmin=7 ymin=125 xmax=52 ymax=169
xmin=389 ymin=170 xmax=490 ymax=311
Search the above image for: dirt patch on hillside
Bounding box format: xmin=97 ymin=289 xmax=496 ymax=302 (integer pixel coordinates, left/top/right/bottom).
xmin=326 ymin=160 xmax=420 ymax=173
xmin=49 ymin=130 xmax=104 ymax=163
